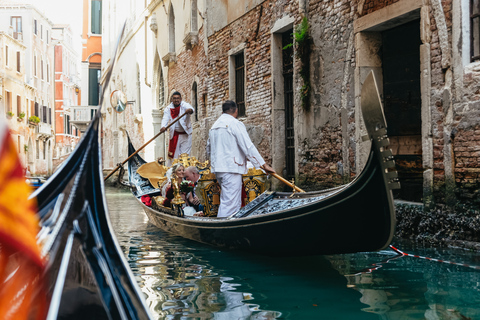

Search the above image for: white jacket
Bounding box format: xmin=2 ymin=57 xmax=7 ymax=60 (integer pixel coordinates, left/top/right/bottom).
xmin=161 ymin=101 xmax=194 ymax=138
xmin=207 ymin=113 xmax=265 ymax=174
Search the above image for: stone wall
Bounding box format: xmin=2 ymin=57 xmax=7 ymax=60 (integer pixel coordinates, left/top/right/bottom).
xmin=160 ymin=0 xmax=480 ymax=206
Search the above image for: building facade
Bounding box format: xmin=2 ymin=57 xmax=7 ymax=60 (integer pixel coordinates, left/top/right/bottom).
xmin=101 ymin=0 xmax=480 ymax=208
xmin=0 ymin=3 xmax=55 ymax=175
xmin=52 ymin=24 xmax=81 ymax=170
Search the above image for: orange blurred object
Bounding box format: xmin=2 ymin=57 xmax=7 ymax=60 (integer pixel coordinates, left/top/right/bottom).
xmin=0 ymin=122 xmax=47 ymax=320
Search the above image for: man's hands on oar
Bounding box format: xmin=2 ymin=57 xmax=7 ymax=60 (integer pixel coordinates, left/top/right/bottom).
xmin=104 ymin=111 xmax=190 ymax=181
xmin=260 ymin=163 xmax=275 ymax=174
xmin=159 ymin=109 xmax=193 ymax=133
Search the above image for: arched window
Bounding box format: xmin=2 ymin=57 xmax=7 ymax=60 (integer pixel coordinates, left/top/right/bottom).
xmin=168 ymin=4 xmax=175 ymax=53
xmin=192 ymin=82 xmax=198 ymax=121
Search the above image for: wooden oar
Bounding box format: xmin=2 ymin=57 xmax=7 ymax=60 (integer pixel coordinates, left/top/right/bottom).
xmin=104 ymin=111 xmax=189 ymax=181
xmin=271 ymin=173 xmax=305 ymax=193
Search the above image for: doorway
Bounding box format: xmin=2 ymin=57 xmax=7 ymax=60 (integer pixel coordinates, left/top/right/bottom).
xmin=381 ymin=20 xmax=423 ymax=201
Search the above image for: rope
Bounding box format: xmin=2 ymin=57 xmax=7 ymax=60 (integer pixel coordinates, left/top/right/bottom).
xmin=389 ymin=245 xmax=480 ymax=270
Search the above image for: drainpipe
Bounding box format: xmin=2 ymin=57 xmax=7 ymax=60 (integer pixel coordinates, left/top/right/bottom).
xmin=145 ymin=15 xmax=151 ymax=87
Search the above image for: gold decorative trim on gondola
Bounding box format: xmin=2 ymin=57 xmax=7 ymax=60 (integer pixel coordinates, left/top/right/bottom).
xmin=198 ymin=167 xmax=268 ymax=217
xmin=138 ymin=153 xmax=268 ymax=216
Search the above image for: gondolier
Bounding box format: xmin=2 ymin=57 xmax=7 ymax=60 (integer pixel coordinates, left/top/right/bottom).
xmin=207 ymin=100 xmax=275 ymax=218
xmin=160 ymin=91 xmax=194 ymax=165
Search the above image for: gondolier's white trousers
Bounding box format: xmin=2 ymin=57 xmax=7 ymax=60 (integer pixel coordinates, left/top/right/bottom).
xmin=167 ymin=134 xmax=192 ymax=166
xmin=216 ymin=172 xmax=242 ymax=218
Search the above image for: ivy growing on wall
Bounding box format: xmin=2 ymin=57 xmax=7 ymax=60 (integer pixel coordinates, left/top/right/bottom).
xmin=284 ymin=17 xmax=311 ymax=111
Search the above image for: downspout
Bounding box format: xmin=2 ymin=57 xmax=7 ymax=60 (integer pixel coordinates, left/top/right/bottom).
xmin=145 ymin=15 xmax=151 ymax=87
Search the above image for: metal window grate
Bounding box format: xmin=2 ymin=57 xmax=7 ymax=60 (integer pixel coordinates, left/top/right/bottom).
xmin=192 ymin=82 xmax=198 ymax=121
xmin=235 ymin=53 xmax=245 ymax=117
xmin=282 ymin=31 xmax=295 ymax=180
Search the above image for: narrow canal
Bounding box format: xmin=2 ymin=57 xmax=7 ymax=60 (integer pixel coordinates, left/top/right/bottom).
xmin=106 ymin=186 xmax=480 ymax=320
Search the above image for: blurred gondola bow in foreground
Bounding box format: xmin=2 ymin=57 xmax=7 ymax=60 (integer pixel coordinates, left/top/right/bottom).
xmin=27 ymin=24 xmax=153 ymax=319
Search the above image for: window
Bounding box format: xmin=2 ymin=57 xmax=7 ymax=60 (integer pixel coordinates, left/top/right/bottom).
xmin=40 ymin=24 xmax=43 ymax=40
xmin=191 ymin=0 xmax=198 ymax=32
xmin=41 ymin=59 xmax=44 ymax=80
xmin=6 ymin=92 xmax=12 ymax=113
xmin=11 ymin=16 xmax=22 ymax=39
xmin=192 ymin=82 xmax=198 ymax=121
xmin=36 ymin=140 xmax=39 ymax=159
xmin=46 ymin=30 xmax=49 ymax=44
xmin=42 ymin=105 xmax=47 ymax=123
xmin=472 ymin=0 xmax=480 ymax=61
xmin=88 ymin=68 xmax=101 ymax=105
xmin=91 ymin=0 xmax=102 ymax=34
xmin=234 ymin=53 xmax=245 ymax=117
xmin=17 ymin=95 xmax=21 ymax=116
xmin=34 ymin=19 xmax=37 ymax=35
xmin=34 ymin=102 xmax=39 ymax=116
xmin=43 ymin=141 xmax=46 ymax=160
xmin=5 ymin=45 xmax=8 ymax=66
xmin=48 ymin=107 xmax=51 ymax=125
xmin=46 ymin=63 xmax=49 ymax=82
xmin=34 ymin=54 xmax=37 ymax=76
xmin=158 ymin=72 xmax=165 ymax=108
xmin=65 ymin=115 xmax=71 ymax=135
xmin=16 ymin=51 xmax=20 ymax=72
xmin=168 ymin=3 xmax=175 ymax=52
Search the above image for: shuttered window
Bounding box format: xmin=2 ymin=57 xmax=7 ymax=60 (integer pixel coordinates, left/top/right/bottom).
xmin=234 ymin=53 xmax=245 ymax=117
xmin=91 ymin=0 xmax=102 ymax=34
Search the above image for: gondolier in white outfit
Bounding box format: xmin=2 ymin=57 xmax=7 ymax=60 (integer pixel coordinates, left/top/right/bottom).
xmin=207 ymin=100 xmax=275 ymax=218
xmin=160 ymin=91 xmax=194 ymax=165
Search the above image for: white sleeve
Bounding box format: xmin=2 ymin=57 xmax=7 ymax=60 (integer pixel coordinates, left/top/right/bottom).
xmin=231 ymin=122 xmax=265 ymax=168
xmin=161 ymin=106 xmax=170 ymax=127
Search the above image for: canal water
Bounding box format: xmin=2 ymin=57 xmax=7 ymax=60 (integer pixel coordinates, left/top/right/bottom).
xmin=106 ymin=186 xmax=480 ymax=320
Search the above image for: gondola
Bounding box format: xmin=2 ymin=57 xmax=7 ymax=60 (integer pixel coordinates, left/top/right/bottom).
xmin=29 ymin=25 xmax=152 ymax=319
xmin=127 ymin=71 xmax=400 ymax=256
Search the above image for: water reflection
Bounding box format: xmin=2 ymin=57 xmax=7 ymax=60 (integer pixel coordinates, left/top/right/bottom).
xmin=327 ymin=244 xmax=480 ymax=320
xmin=107 ymin=186 xmax=281 ymax=319
xmin=107 ymin=186 xmax=480 ymax=320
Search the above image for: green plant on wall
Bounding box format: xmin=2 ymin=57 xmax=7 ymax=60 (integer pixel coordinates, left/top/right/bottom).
xmin=284 ymin=17 xmax=311 ymax=111
xmin=28 ymin=115 xmax=40 ymax=124
xmin=18 ymin=112 xmax=25 ymax=119
xmin=6 ymin=111 xmax=15 ymax=118
xmin=24 ymin=144 xmax=28 ymax=153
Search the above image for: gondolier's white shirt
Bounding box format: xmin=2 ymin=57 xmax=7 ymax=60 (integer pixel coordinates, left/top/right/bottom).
xmin=161 ymin=101 xmax=194 ymax=139
xmin=207 ymin=113 xmax=265 ymax=174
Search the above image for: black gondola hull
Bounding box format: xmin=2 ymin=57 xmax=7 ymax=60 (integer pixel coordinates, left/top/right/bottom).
xmin=131 ymin=146 xmax=394 ymax=256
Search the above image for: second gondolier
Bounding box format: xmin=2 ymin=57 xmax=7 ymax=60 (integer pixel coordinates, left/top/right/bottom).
xmin=160 ymin=91 xmax=194 ymax=165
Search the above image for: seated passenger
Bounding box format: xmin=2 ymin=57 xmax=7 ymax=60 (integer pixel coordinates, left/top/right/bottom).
xmin=162 ymin=163 xmax=203 ymax=216
xmin=184 ymin=166 xmax=203 ymax=212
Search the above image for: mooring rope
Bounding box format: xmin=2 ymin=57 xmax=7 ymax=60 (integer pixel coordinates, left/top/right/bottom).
xmin=389 ymin=245 xmax=480 ymax=270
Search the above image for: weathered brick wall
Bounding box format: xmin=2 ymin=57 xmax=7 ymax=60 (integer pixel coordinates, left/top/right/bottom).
xmin=453 ymin=124 xmax=480 ymax=205
xmin=358 ymin=0 xmax=401 ymax=16
xmin=204 ymin=0 xmax=300 ymax=166
xmin=298 ymin=123 xmax=344 ymax=188
xmin=303 ymin=0 xmax=357 ymax=187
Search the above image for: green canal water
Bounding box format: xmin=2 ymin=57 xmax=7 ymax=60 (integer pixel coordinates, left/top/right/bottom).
xmin=106 ymin=186 xmax=480 ymax=319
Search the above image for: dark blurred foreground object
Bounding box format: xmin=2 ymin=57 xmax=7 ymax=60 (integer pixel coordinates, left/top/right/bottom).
xmin=25 ymin=24 xmax=152 ymax=320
